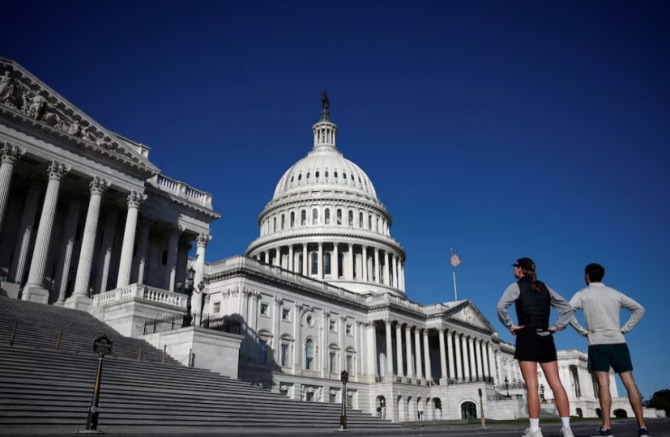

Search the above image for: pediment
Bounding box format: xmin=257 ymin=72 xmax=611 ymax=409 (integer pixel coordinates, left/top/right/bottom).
xmin=0 ymin=57 xmax=158 ymax=176
xmin=447 ymin=301 xmax=495 ymax=332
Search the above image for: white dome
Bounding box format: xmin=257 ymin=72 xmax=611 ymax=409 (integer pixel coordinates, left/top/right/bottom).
xmin=273 ymin=146 xmax=377 ymax=200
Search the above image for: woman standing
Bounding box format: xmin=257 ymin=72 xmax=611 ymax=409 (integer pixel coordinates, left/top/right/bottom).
xmin=497 ymin=257 xmax=575 ymax=437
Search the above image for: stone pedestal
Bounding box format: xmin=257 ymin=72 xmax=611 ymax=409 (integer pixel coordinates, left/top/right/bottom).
xmin=0 ymin=281 xmax=21 ymax=299
xmin=20 ymin=284 xmax=50 ymax=304
xmin=64 ymin=294 xmax=92 ymax=312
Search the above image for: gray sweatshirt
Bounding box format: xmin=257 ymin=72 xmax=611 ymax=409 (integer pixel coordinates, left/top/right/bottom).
xmin=568 ymin=282 xmax=645 ymax=345
xmin=497 ymin=281 xmax=574 ymax=331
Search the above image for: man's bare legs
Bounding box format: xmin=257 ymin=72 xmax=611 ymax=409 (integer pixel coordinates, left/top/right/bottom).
xmin=619 ymin=371 xmax=647 ymax=430
xmin=594 ymin=371 xmax=612 ymax=430
xmin=520 ymin=361 xmax=540 ymax=418
xmin=539 ymin=360 xmax=570 ymax=417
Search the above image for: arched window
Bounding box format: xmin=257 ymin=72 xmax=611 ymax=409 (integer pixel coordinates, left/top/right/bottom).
xmin=311 ymin=252 xmax=318 ymax=275
xmin=312 ymin=208 xmax=318 ymax=225
xmin=290 ymin=212 xmax=295 ymax=227
xmin=336 ymin=209 xmax=342 ymax=225
xmin=301 ymin=210 xmax=306 ymax=226
xmin=273 ymin=217 xmax=276 ymax=232
xmin=348 ymin=211 xmax=353 ymax=226
xmin=338 ymin=252 xmax=344 ymax=278
xmin=359 ymin=212 xmax=363 ymax=228
xmin=281 ymin=214 xmax=285 ymax=230
xmin=305 ymin=339 xmax=314 ymax=369
xmin=325 ymin=208 xmax=330 ymax=225
xmin=368 ymin=214 xmax=372 ymax=230
xmin=461 ymin=401 xmax=477 ymax=419
xmin=324 ymin=252 xmax=331 ymax=275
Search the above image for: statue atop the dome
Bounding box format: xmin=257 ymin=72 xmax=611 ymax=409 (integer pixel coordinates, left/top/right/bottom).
xmin=321 ymin=90 xmax=329 ymax=111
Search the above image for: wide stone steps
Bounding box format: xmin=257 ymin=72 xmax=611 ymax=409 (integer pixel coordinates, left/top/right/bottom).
xmin=0 ymin=297 xmax=400 ymax=431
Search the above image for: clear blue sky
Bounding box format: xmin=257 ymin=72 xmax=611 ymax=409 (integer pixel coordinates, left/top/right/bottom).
xmin=4 ymin=1 xmax=669 ymax=399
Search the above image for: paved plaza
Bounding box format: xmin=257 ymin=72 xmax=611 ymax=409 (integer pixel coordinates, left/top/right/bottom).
xmin=2 ymin=419 xmax=670 ymax=437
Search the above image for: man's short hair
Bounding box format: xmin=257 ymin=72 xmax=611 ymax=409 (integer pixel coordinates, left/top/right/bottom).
xmin=585 ymin=263 xmax=605 ymax=282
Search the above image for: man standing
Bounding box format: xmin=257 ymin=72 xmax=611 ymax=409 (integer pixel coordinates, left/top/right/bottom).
xmin=569 ymin=263 xmax=650 ymax=437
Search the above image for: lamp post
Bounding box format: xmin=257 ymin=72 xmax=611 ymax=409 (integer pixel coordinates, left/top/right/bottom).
xmin=504 ymin=376 xmax=511 ymax=398
xmin=179 ymin=267 xmax=204 ymax=327
xmin=340 ymin=370 xmax=348 ymax=431
xmin=540 ymin=383 xmax=546 ymax=403
xmin=478 ymin=388 xmax=486 ymax=428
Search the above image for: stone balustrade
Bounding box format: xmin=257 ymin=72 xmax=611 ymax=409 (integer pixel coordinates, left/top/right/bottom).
xmin=93 ymin=284 xmax=187 ymax=308
xmin=149 ymin=174 xmax=213 ymax=208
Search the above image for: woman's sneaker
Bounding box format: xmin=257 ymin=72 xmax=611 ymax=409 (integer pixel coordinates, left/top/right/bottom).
xmin=523 ymin=428 xmax=544 ymax=437
xmin=591 ymin=428 xmax=614 ymax=437
xmin=638 ymin=428 xmax=650 ymax=437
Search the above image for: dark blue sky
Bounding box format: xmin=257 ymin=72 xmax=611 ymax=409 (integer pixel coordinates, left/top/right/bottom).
xmin=4 ymin=1 xmax=669 ymax=398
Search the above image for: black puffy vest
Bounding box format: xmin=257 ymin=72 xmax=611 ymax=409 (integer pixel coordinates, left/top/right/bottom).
xmin=514 ymin=276 xmax=551 ymax=330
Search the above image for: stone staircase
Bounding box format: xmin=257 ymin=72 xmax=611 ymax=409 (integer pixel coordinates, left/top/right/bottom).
xmin=0 ymin=297 xmax=400 ymax=432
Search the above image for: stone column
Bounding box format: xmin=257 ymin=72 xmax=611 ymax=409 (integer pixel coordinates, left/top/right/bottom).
xmin=438 ymin=328 xmax=448 ymax=384
xmin=488 ymin=343 xmax=497 ymax=384
xmin=383 ymin=252 xmax=390 ymax=285
xmin=302 ymin=243 xmax=308 ymax=276
xmin=447 ymin=329 xmax=456 ymax=380
xmin=54 ymin=198 xmax=81 ymax=305
xmin=96 ymin=209 xmax=118 ymax=293
xmin=468 ymin=336 xmax=477 ymax=382
xmin=23 ymin=161 xmax=69 ymax=303
xmin=414 ymin=328 xmax=423 ymax=380
xmin=192 ymin=232 xmax=210 ymax=323
xmin=9 ymin=186 xmax=40 ymax=283
xmin=374 ymin=249 xmax=380 ymax=283
xmin=366 ymin=322 xmax=377 ymax=379
xmin=317 ymin=242 xmax=323 ymax=278
xmin=454 ymin=333 xmax=463 ymax=381
xmin=332 ymin=243 xmax=339 ymax=279
xmin=404 ymin=325 xmax=413 ymax=378
xmin=292 ymin=303 xmax=303 ymax=374
xmin=135 ymin=220 xmax=151 ymax=284
xmin=165 ymin=226 xmax=182 ymax=291
xmin=423 ymin=329 xmax=432 ymax=383
xmin=66 ymin=176 xmax=107 ymax=310
xmin=116 ymin=191 xmax=145 ymax=287
xmin=395 ymin=322 xmax=404 ymax=378
xmin=475 ymin=338 xmax=484 ymax=381
xmin=273 ymin=296 xmax=283 ymax=364
xmin=288 ymin=244 xmax=294 ymax=272
xmin=384 ymin=319 xmax=393 ymax=379
xmin=0 ymin=143 xmax=24 ymax=232
xmin=392 ymin=255 xmax=398 ymax=288
xmin=361 ymin=246 xmax=368 ymax=282
xmin=348 ymin=244 xmax=354 ymax=280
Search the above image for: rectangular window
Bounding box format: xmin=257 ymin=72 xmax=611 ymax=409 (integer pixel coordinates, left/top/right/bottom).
xmin=260 ymin=303 xmax=269 ymax=315
xmin=306 ymin=392 xmax=314 ymax=402
xmin=346 ymin=354 xmax=354 ymax=374
xmin=329 ymin=392 xmax=337 ymax=403
xmin=329 ymin=320 xmax=336 ymax=331
xmin=280 ymin=388 xmax=289 ymax=397
xmin=282 ymin=308 xmax=290 ymax=321
xmin=281 ymin=343 xmax=290 ymax=367
xmin=346 ymin=393 xmax=353 ymax=408
xmin=329 ymin=352 xmax=337 ymax=373
xmin=346 ymin=324 xmax=352 ymax=336
xmin=213 ymin=302 xmax=221 ymax=314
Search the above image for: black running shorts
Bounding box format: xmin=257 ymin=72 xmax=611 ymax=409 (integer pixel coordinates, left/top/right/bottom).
xmin=587 ymin=343 xmax=633 ymax=373
xmin=514 ymin=331 xmax=558 ymax=362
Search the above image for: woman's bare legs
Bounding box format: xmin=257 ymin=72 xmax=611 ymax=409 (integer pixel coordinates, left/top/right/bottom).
xmin=539 ymin=360 xmax=570 ymax=417
xmin=519 ymin=360 xmax=540 ymax=418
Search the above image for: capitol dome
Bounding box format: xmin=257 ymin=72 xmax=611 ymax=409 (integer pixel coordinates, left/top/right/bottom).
xmin=246 ymin=97 xmax=406 ymax=297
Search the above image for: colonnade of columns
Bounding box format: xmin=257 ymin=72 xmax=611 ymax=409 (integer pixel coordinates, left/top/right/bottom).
xmin=253 ymin=242 xmax=406 ymax=290
xmin=0 ymin=147 xmax=211 ymax=308
xmin=378 ymin=320 xmax=496 ymax=385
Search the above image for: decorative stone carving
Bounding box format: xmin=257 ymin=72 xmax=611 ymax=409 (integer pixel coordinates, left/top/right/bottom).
xmin=127 ymin=190 xmax=146 ymax=208
xmin=274 ymin=296 xmax=284 ymax=305
xmin=0 ymin=70 xmax=15 ymax=105
xmin=46 ymin=161 xmax=69 ymax=180
xmin=89 ymin=176 xmax=109 ymax=195
xmin=196 ymin=233 xmax=211 ymax=248
xmin=27 ymin=93 xmax=47 ymax=120
xmin=0 ymin=142 xmax=24 ymax=164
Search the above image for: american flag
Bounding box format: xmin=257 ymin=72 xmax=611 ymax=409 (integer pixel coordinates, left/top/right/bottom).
xmin=450 ymin=252 xmax=462 ymax=268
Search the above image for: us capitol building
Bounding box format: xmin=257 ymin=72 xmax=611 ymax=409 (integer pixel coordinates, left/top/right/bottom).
xmin=0 ymin=57 xmax=658 ymax=423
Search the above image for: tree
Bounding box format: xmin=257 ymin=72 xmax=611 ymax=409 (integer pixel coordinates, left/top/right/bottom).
xmin=648 ymin=389 xmax=670 ymax=416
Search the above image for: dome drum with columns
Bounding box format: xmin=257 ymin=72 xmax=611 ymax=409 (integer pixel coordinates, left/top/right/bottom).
xmin=246 ymin=102 xmax=407 ymax=298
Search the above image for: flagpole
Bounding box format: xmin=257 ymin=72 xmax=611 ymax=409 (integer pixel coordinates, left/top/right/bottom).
xmin=452 ymin=269 xmax=458 ymax=301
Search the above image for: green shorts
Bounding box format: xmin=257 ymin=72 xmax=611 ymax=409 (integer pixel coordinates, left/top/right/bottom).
xmin=587 ymin=343 xmax=633 ymax=373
